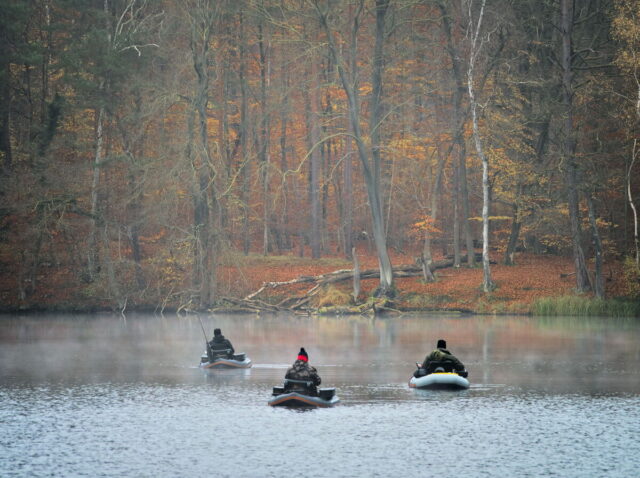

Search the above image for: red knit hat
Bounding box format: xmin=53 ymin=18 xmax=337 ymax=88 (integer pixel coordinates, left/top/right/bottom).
xmin=297 ymin=347 xmax=308 ymax=362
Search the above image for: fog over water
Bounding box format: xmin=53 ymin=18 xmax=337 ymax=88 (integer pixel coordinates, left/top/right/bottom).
xmin=1 ymin=313 xmax=639 ymax=477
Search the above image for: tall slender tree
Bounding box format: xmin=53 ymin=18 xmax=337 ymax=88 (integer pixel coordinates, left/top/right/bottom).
xmin=465 ymin=0 xmax=495 ymax=292
xmin=184 ymin=0 xmax=222 ymax=306
xmin=559 ymin=0 xmax=591 ymax=292
xmin=314 ymin=0 xmax=395 ymax=295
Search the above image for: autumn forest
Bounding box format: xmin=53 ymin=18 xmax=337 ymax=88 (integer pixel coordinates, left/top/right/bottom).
xmin=1 ymin=0 xmax=639 ymax=314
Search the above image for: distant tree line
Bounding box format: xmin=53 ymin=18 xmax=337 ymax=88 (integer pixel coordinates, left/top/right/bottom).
xmin=0 ymin=0 xmax=638 ymax=309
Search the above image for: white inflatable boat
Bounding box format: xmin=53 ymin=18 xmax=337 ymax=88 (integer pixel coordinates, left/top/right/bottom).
xmin=409 ymin=371 xmax=469 ymax=390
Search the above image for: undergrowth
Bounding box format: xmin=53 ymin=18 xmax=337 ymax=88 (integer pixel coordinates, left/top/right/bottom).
xmin=531 ymin=295 xmax=640 ymax=317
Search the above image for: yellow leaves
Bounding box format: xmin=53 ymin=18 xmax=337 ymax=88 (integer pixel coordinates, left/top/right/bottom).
xmin=387 ymin=136 xmax=429 ymax=159
xmin=612 ymin=1 xmax=640 ymax=72
xmin=411 ymin=215 xmax=442 ymax=236
xmin=139 ymin=229 xmax=166 ymax=243
xmin=324 ymin=84 xmax=347 ymax=102
xmin=358 ymin=83 xmax=372 ymax=96
xmin=468 ymin=216 xmax=512 ymax=222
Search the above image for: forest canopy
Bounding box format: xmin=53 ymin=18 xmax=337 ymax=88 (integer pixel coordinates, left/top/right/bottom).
xmin=0 ymin=0 xmax=638 ymax=312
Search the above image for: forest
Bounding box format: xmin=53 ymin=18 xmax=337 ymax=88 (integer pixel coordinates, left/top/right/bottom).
xmin=0 ymin=0 xmax=639 ymax=314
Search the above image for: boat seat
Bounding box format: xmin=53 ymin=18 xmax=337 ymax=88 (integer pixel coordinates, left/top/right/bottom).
xmin=424 ymin=361 xmax=456 ymax=374
xmin=284 ymin=379 xmax=316 ymax=394
xmin=208 ymin=348 xmax=233 ymax=360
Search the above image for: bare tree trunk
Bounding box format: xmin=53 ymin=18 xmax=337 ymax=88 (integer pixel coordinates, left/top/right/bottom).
xmin=503 ymin=202 xmax=521 ymax=265
xmin=419 ymin=252 xmax=436 ymax=282
xmin=343 ymin=122 xmax=354 ymax=259
xmin=439 ymin=0 xmax=475 ymax=267
xmin=40 ymin=1 xmax=52 ymax=127
xmin=102 ymin=224 xmax=124 ymax=309
xmin=315 ymin=0 xmax=394 ymax=294
xmin=239 ymin=9 xmax=251 ymax=256
xmin=88 ymin=0 xmax=112 ymax=282
xmin=369 ymin=0 xmax=394 ymax=293
xmin=629 ymin=140 xmax=639 ymax=266
xmin=458 ymin=142 xmax=475 ymax=267
xmin=188 ymin=0 xmax=220 ymax=306
xmin=561 ymin=0 xmax=591 ymax=292
xmin=117 ymin=107 xmax=146 ymax=290
xmin=587 ymin=194 xmax=604 ymax=299
xmin=279 ymin=56 xmax=291 ymax=250
xmin=352 ymin=247 xmax=360 ymax=302
xmin=466 ymin=0 xmax=494 ymax=292
xmin=342 ymin=2 xmax=358 ymax=261
xmin=308 ymin=59 xmax=321 ymax=259
xmin=0 ymin=40 xmax=13 ymax=174
xmin=258 ymin=20 xmax=271 ymax=256
xmin=25 ymin=213 xmax=46 ymax=297
xmin=422 ymin=148 xmax=446 ymax=281
xmin=453 ymin=161 xmax=461 ymax=267
xmin=87 ymin=99 xmax=105 ymax=282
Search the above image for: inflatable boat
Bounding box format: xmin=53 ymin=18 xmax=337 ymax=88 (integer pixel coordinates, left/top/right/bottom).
xmin=409 ymin=372 xmax=469 ymax=390
xmin=199 ymin=352 xmax=252 ymax=369
xmin=268 ymin=379 xmax=339 ymax=408
xmin=409 ymin=363 xmax=469 ymax=390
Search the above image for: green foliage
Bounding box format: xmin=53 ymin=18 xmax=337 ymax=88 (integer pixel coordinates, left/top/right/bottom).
xmin=532 ymin=295 xmax=640 ymax=317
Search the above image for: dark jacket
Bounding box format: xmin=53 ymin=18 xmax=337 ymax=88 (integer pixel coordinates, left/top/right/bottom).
xmin=285 ymin=359 xmax=321 ymax=390
xmin=208 ymin=334 xmax=234 ymax=358
xmin=422 ymin=347 xmax=465 ymax=373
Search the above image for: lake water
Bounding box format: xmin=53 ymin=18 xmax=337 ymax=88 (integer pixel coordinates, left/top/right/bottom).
xmin=1 ymin=312 xmax=639 ymax=477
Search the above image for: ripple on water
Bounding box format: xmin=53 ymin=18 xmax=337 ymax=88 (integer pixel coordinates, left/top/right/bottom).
xmin=2 ymin=313 xmax=640 ymax=477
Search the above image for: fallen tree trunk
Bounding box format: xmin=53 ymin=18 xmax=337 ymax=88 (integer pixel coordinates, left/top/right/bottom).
xmin=248 ymin=257 xmax=489 ymax=297
xmin=242 ymin=264 xmax=423 ymax=303
xmin=236 ymin=257 xmax=478 ymax=313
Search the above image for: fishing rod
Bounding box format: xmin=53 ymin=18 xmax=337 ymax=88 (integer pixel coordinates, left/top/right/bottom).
xmin=197 ymin=315 xmax=211 ymax=357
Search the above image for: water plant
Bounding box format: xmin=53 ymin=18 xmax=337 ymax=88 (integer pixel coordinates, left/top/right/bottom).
xmin=531 ymin=295 xmax=640 ymax=317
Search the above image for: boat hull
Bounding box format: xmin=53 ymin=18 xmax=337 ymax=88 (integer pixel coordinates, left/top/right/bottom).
xmin=268 ymin=392 xmax=340 ymax=408
xmin=409 ymin=372 xmax=469 ymax=390
xmin=200 ymin=357 xmax=252 ymax=369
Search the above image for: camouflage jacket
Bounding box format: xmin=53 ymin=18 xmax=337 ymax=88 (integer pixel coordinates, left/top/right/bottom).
xmin=208 ymin=335 xmax=234 ymax=356
xmin=285 ymin=360 xmax=321 ymax=386
xmin=421 ymin=348 xmax=465 ymax=372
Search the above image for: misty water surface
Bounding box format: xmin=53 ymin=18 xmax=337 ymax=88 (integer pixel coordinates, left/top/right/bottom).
xmin=1 ymin=313 xmax=639 ymax=477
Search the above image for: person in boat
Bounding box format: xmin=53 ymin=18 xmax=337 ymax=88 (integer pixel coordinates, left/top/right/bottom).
xmin=284 ymin=347 xmax=321 ymax=394
xmin=418 ymin=339 xmax=466 ymax=376
xmin=208 ymin=328 xmax=235 ymax=360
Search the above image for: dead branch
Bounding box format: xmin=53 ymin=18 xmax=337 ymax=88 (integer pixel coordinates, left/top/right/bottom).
xmin=230 ymin=256 xmax=484 ymax=313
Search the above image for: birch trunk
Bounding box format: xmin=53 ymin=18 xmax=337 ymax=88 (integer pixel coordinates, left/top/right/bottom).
xmin=87 ymin=99 xmax=105 ymax=282
xmin=466 ymin=0 xmax=494 ymax=292
xmin=628 ymin=141 xmax=639 ymax=267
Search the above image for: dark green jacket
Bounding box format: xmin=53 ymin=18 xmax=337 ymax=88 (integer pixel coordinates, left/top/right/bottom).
xmin=422 ymin=347 xmax=465 ymax=372
xmin=208 ymin=334 xmax=234 ymax=357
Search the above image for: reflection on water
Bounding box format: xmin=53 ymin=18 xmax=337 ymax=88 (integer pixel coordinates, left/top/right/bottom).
xmin=1 ymin=313 xmax=639 ymax=477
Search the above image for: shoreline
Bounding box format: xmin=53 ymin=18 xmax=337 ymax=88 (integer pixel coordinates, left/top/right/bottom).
xmin=1 ymin=253 xmax=637 ymax=317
